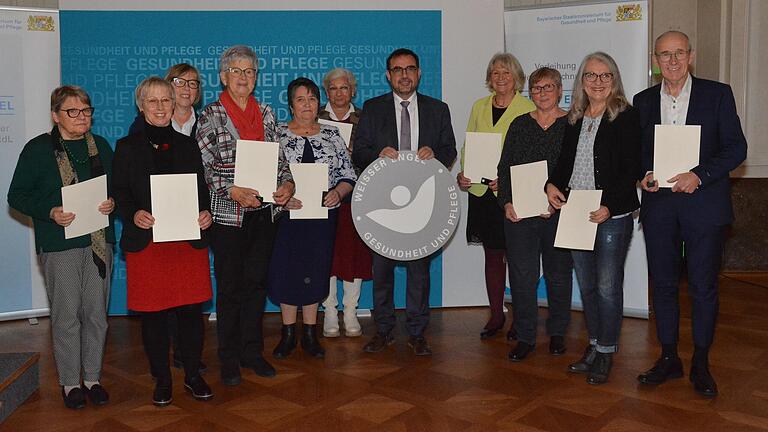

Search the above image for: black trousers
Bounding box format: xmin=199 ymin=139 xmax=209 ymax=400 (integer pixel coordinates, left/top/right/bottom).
xmin=372 ymin=254 xmax=431 ymax=337
xmin=504 ymin=214 xmax=573 ymax=345
xmin=142 ymin=302 xmax=204 ymax=380
xmin=210 ymin=209 xmax=276 ymax=368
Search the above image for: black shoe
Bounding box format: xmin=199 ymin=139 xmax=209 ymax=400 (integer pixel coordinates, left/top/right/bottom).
xmin=301 ymin=324 xmax=325 ymax=359
xmin=568 ymin=344 xmax=597 ymax=374
xmin=506 ymin=328 xmax=518 ymax=341
xmin=220 ymin=363 xmax=241 ymax=386
xmin=480 ymin=328 xmax=500 ymax=340
xmin=587 ymin=352 xmax=613 ymax=385
xmin=242 ymin=356 xmax=276 ymax=378
xmin=363 ymin=332 xmax=395 ymax=353
xmin=508 ymin=342 xmax=534 ymax=362
xmin=62 ymin=386 xmax=86 ymax=409
xmin=407 ymin=336 xmax=432 ymax=356
xmin=690 ymin=366 xmax=718 ymax=397
xmin=637 ymin=355 xmax=684 ymax=385
xmin=84 ymin=383 xmax=109 ymax=406
xmin=549 ymin=336 xmax=566 ymax=356
xmin=184 ymin=375 xmax=213 ymax=401
xmin=173 ymin=356 xmax=208 ymax=374
xmin=153 ymin=377 xmax=173 ymax=407
xmin=273 ymin=324 xmax=297 ymax=359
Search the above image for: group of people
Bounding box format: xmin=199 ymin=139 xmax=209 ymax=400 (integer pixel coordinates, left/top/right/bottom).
xmin=6 ymin=30 xmax=746 ymax=410
xmin=460 ymin=30 xmax=746 ymax=396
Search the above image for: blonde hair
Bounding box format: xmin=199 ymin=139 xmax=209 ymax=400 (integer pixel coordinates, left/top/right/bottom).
xmin=567 ymin=52 xmax=630 ymax=125
xmin=485 ymin=52 xmax=525 ymax=93
xmin=135 ymin=76 xmax=175 ymax=111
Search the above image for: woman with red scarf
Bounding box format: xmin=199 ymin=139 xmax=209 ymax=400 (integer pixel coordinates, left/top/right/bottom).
xmin=196 ymin=45 xmax=295 ymax=386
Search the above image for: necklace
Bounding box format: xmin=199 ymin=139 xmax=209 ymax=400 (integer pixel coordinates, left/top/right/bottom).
xmin=493 ymin=95 xmax=511 ymax=108
xmin=59 ymin=135 xmax=89 ymax=164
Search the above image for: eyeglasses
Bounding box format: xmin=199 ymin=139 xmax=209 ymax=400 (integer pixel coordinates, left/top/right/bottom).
xmin=583 ymin=72 xmax=614 ymax=83
xmin=60 ymin=107 xmax=95 ymax=118
xmin=144 ymin=97 xmax=173 ymax=108
xmin=530 ymin=83 xmax=557 ymax=94
xmin=328 ymin=85 xmax=350 ymax=93
xmin=172 ymin=77 xmax=200 ymax=89
xmin=389 ymin=65 xmax=418 ymax=75
xmin=655 ymin=49 xmax=690 ymax=63
xmin=227 ymin=67 xmax=257 ymax=78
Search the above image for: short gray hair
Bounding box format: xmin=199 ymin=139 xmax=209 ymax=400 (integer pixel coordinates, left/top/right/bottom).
xmin=485 ymin=52 xmax=525 ymax=93
xmin=135 ymin=76 xmax=175 ymax=111
xmin=322 ymin=68 xmax=357 ymax=94
xmin=219 ymin=45 xmax=258 ymax=73
xmin=51 ymin=85 xmax=90 ymax=112
xmin=654 ymin=30 xmax=692 ymax=53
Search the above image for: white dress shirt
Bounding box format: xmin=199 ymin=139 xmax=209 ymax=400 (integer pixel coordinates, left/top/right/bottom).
xmin=660 ymin=73 xmax=692 ymax=126
xmin=393 ymin=92 xmax=419 ymax=150
xmin=324 ymin=102 xmax=355 ymax=121
xmin=172 ymin=110 xmax=196 ymax=137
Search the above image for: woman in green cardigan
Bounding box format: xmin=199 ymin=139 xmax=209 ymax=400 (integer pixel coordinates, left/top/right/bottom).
xmin=457 ymin=53 xmax=535 ymax=340
xmin=7 ymin=86 xmax=115 ymax=410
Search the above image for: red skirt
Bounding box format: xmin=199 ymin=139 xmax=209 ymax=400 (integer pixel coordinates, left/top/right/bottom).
xmin=330 ymin=202 xmax=373 ymax=281
xmin=126 ymin=241 xmax=212 ymax=312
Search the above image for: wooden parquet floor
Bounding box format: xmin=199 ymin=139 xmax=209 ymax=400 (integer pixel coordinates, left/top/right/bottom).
xmin=2 ymin=273 xmax=768 ymax=431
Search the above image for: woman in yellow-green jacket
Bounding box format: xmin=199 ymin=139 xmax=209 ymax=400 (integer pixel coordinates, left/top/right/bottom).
xmin=457 ymin=52 xmax=535 ymax=340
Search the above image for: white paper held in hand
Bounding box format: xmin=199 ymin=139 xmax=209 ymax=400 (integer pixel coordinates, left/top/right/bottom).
xmin=150 ymin=173 xmax=200 ymax=242
xmin=554 ymin=189 xmax=603 ymax=251
xmin=510 ymin=160 xmax=550 ymax=219
xmin=61 ymin=174 xmax=108 ymax=239
xmin=464 ymin=132 xmax=503 ymax=183
xmin=653 ymin=125 xmax=700 ymax=187
xmin=289 ymin=163 xmax=328 ymax=219
xmin=234 ymin=140 xmax=279 ymax=202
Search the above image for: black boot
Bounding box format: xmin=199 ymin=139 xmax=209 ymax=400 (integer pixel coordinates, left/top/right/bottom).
xmin=568 ymin=344 xmax=596 ymax=374
xmin=273 ymin=324 xmax=297 ymax=359
xmin=587 ymin=352 xmax=613 ymax=385
xmin=301 ymin=324 xmax=325 ymax=359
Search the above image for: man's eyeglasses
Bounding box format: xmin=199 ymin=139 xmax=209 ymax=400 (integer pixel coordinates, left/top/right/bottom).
xmin=227 ymin=67 xmax=257 ymax=78
xmin=172 ymin=77 xmax=200 ymax=89
xmin=389 ymin=66 xmax=418 ymax=75
xmin=530 ymin=83 xmax=557 ymax=94
xmin=655 ymin=49 xmax=690 ymax=63
xmin=60 ymin=107 xmax=95 ymax=118
xmin=583 ymin=72 xmax=614 ymax=83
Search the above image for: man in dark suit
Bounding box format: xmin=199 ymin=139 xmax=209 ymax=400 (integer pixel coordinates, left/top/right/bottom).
xmin=634 ymin=31 xmax=747 ymax=397
xmin=352 ymin=48 xmax=457 ymax=356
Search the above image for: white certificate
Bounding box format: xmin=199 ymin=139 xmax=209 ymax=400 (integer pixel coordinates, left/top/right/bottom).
xmin=318 ymin=119 xmax=353 ymax=149
xmin=653 ymin=125 xmax=701 ymax=187
xmin=464 ymin=132 xmax=503 ymax=183
xmin=234 ymin=140 xmax=279 ymax=202
xmin=289 ymin=163 xmax=329 ymax=219
xmin=554 ymin=189 xmax=603 ymax=251
xmin=61 ymin=174 xmax=108 ymax=239
xmin=510 ymin=160 xmax=550 ymax=219
xmin=150 ymin=174 xmax=200 ymax=243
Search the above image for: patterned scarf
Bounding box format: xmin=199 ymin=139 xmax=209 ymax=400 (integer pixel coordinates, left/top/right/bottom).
xmin=52 ymin=126 xmax=108 ymax=279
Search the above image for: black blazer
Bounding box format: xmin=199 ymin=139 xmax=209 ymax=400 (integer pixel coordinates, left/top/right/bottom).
xmin=548 ymin=107 xmax=641 ymax=216
xmin=113 ymin=128 xmax=211 ymax=252
xmin=352 ymin=92 xmax=457 ymax=170
xmin=633 ymin=76 xmax=747 ymax=225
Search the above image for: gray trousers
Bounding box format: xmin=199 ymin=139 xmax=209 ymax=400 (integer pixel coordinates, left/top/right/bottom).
xmin=39 ymin=246 xmax=112 ymax=386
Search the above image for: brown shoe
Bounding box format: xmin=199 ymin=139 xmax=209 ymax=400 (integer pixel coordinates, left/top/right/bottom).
xmin=363 ymin=332 xmax=394 ymax=353
xmin=407 ymin=336 xmax=432 ymax=356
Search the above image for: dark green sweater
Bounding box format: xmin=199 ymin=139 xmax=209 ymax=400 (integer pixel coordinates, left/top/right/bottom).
xmin=7 ymin=132 xmax=116 ymax=253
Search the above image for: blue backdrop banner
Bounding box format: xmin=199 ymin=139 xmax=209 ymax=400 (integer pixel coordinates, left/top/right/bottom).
xmin=60 ymin=9 xmax=442 ymax=315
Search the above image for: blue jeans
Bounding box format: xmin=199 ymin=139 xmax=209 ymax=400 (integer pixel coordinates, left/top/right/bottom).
xmin=571 ymin=215 xmax=633 ymax=353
